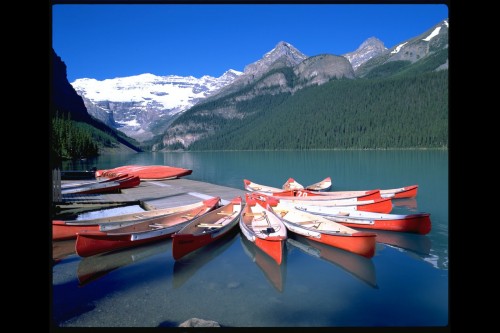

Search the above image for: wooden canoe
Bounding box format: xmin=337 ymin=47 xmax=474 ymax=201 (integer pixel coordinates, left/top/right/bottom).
xmin=171 ymin=196 xmax=243 ymax=260
xmin=239 ymin=194 xmax=287 ymax=265
xmin=52 ymin=197 xmax=221 ymax=241
xmin=243 ymin=179 xmax=282 ymax=194
xmin=282 ymin=178 xmax=304 ymax=191
xmin=293 ymin=205 xmax=431 ymax=234
xmin=304 ymin=177 xmax=332 ymax=192
xmin=265 ymin=189 xmax=381 ymax=201
xmin=244 ymin=178 xmax=418 ymax=199
xmin=61 ymin=175 xmax=140 ymax=195
xmin=262 ymin=195 xmax=393 ymax=214
xmin=74 ymin=197 xmax=221 ymax=257
xmin=249 ymin=193 xmax=376 ymax=258
xmin=96 ymin=164 xmax=193 ymax=181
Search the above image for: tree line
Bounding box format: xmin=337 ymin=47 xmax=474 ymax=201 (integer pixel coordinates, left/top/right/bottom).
xmin=51 ymin=111 xmax=100 ymax=160
xmin=173 ymin=69 xmax=448 ymax=150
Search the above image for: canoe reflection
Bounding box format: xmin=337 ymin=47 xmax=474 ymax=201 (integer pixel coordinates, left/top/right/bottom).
xmin=52 ymin=239 xmax=77 ymax=263
xmin=371 ymin=229 xmax=432 ymax=255
xmin=286 ymin=233 xmax=378 ymax=289
xmin=392 ymin=198 xmax=418 ymax=210
xmin=172 ymin=228 xmax=239 ymax=289
xmin=240 ymin=234 xmax=287 ymax=293
xmin=77 ymin=240 xmax=170 ymax=286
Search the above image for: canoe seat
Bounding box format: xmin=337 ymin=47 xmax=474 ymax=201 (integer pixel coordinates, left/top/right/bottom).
xmin=197 ymin=223 xmax=223 ymax=228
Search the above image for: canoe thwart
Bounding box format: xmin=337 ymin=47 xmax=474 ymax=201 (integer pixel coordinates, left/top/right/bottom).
xmin=197 ymin=223 xmax=224 ymax=228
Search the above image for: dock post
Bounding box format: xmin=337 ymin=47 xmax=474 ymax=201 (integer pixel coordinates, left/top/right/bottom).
xmin=53 ymin=168 xmax=62 ymax=202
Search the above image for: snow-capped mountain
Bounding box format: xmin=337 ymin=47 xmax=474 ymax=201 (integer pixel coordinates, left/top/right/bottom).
xmin=354 ymin=19 xmax=449 ymax=77
xmin=71 ymin=70 xmax=242 ymax=142
xmin=388 ymin=18 xmax=448 ymax=63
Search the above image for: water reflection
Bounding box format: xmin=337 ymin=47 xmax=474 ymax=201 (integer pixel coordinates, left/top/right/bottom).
xmin=172 ymin=228 xmax=239 ymax=288
xmin=371 ymin=229 xmax=432 ymax=255
xmin=52 ymin=239 xmax=77 ymax=263
xmin=286 ymin=233 xmax=378 ymax=289
xmin=77 ymin=240 xmax=170 ymax=286
xmin=240 ymin=234 xmax=287 ymax=293
xmin=392 ymin=198 xmax=418 ymax=211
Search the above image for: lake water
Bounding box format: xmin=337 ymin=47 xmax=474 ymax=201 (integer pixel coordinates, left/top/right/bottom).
xmin=52 ymin=150 xmax=448 ymax=328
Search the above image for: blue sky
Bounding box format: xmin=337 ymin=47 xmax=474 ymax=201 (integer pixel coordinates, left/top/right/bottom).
xmin=52 ymin=3 xmax=449 ymax=83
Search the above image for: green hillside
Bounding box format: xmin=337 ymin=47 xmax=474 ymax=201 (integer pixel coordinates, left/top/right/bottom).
xmin=174 ymin=69 xmax=448 ymax=150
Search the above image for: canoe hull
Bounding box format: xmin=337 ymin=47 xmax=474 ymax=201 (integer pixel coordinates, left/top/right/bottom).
xmin=333 ymin=214 xmax=431 ymax=234
xmin=293 ymin=231 xmax=376 ymax=258
xmin=172 ymin=197 xmax=242 ymax=260
xmin=254 ymin=237 xmax=285 ymax=265
xmin=75 ymin=230 xmax=174 ymax=257
xmin=53 ymin=220 xmax=100 ymax=241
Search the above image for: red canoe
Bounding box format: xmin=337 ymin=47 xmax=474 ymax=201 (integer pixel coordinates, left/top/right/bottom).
xmin=249 ymin=193 xmax=377 ymax=258
xmin=293 ymin=206 xmax=431 ymax=234
xmin=96 ymin=165 xmax=192 ymax=181
xmin=172 ymin=196 xmax=243 ymax=260
xmin=52 ymin=197 xmax=221 ymax=241
xmin=244 ymin=179 xmax=418 ymax=199
xmin=62 ymin=175 xmax=140 ymax=195
xmin=75 ymin=197 xmax=221 ymax=257
xmin=266 ymin=196 xmax=393 ymax=214
xmin=239 ymin=194 xmax=288 ymax=265
xmin=267 ymin=188 xmax=382 ymax=201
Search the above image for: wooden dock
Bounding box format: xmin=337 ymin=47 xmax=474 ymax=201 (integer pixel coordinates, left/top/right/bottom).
xmin=57 ymin=178 xmax=247 ymax=210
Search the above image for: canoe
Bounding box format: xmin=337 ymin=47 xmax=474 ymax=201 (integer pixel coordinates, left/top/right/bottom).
xmin=249 ymin=193 xmax=377 ymax=258
xmin=74 ymin=197 xmax=221 ymax=257
xmin=239 ymin=194 xmax=287 ymax=265
xmin=263 ymin=195 xmax=394 ymax=214
xmin=293 ymin=205 xmax=431 ymax=234
xmin=96 ymin=164 xmax=193 ymax=181
xmin=172 ymin=196 xmax=243 ymax=260
xmin=244 ymin=178 xmax=418 ymax=199
xmin=265 ymin=188 xmax=381 ymax=201
xmin=304 ymin=177 xmax=332 ymax=192
xmin=286 ymin=234 xmax=378 ymax=288
xmin=61 ymin=175 xmax=140 ymax=195
xmin=243 ymin=179 xmax=282 ymax=193
xmin=282 ymin=178 xmax=304 ymax=191
xmin=52 ymin=197 xmax=221 ymax=241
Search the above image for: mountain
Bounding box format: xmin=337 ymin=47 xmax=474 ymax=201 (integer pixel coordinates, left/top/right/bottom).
xmin=355 ymin=19 xmax=448 ymax=77
xmin=51 ymin=49 xmax=94 ymax=123
xmin=158 ymin=41 xmax=356 ymax=150
xmin=51 ymin=48 xmax=142 ymax=163
xmin=71 ymin=70 xmax=242 ymax=142
xmin=209 ymin=41 xmax=353 ymax=101
xmin=342 ymin=37 xmax=387 ymax=70
xmin=155 ymin=19 xmax=448 ymax=151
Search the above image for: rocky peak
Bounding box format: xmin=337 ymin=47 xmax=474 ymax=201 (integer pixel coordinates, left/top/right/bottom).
xmin=243 ymin=41 xmax=307 ymax=76
xmin=343 ymin=37 xmax=387 ymax=70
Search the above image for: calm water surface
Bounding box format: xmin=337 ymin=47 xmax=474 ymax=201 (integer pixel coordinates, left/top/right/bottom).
xmin=52 ymin=150 xmax=448 ymax=328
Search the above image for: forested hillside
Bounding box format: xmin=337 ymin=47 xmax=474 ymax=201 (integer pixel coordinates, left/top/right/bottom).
xmin=172 ymin=69 xmax=447 ymax=150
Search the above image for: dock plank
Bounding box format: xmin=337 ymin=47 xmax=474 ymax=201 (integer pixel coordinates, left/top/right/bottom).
xmin=59 ymin=178 xmax=246 ymax=210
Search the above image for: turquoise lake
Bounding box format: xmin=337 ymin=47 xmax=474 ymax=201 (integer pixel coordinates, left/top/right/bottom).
xmin=51 ymin=149 xmax=448 ymax=328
